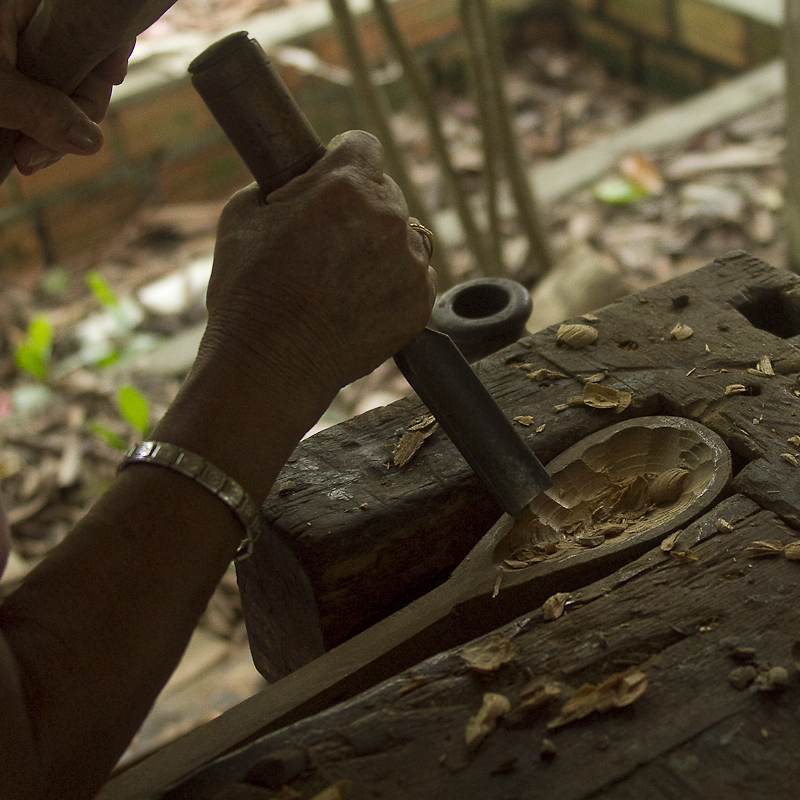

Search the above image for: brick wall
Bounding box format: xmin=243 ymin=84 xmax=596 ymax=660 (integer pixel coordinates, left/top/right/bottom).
xmin=569 ymin=0 xmax=780 ymax=97
xmin=0 ymin=0 xmax=780 ymax=275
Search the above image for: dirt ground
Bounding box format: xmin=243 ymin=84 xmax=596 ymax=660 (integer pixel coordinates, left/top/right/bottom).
xmin=0 ymin=7 xmax=790 ymax=764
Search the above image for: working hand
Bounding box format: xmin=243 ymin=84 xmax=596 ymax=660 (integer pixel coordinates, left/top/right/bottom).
xmin=201 ymin=129 xmax=437 ymax=404
xmin=0 ymin=0 xmax=134 ymax=175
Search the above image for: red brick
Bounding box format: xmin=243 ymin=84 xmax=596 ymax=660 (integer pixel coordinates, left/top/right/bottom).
xmin=157 ymin=139 xmax=252 ymax=203
xmin=0 ymin=215 xmax=47 ymax=281
xmin=113 ymin=79 xmax=217 ymax=161
xmin=641 ymin=46 xmax=708 ymax=97
xmin=573 ymin=15 xmax=636 ymax=80
xmin=42 ymin=179 xmax=144 ymax=262
xmin=607 ymin=0 xmax=672 ymax=39
xmin=676 ymin=0 xmax=748 ymax=69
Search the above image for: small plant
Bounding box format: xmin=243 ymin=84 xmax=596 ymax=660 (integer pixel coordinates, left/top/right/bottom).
xmin=118 ymin=384 xmax=150 ymax=439
xmin=88 ymin=384 xmax=151 ymax=451
xmin=14 ymin=314 xmax=54 ymax=381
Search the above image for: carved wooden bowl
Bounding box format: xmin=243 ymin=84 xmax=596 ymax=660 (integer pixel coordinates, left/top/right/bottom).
xmin=497 ymin=416 xmax=732 ymax=566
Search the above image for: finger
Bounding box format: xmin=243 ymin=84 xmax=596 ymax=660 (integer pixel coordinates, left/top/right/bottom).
xmin=323 ymin=130 xmax=385 ymax=183
xmin=0 ymin=67 xmax=102 ymax=168
xmin=72 ymin=70 xmax=114 ymax=123
xmin=408 ymin=218 xmax=434 ymax=261
xmin=92 ymin=37 xmax=136 ymax=86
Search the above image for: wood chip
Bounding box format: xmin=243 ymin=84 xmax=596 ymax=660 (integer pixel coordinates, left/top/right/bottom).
xmin=747 ymin=539 xmax=785 ymax=558
xmin=784 ymin=541 xmax=800 ymax=562
xmin=460 ymin=634 xmax=517 ymax=673
xmin=548 ymin=668 xmax=647 ymax=729
xmin=542 ymin=592 xmax=570 ymax=621
xmin=716 ymin=518 xmax=735 ymax=534
xmin=670 ymin=549 xmax=698 ymax=563
xmin=465 ymin=692 xmax=511 ymax=750
xmin=527 ymin=368 xmax=567 ymax=381
xmin=581 ymin=382 xmax=632 ymax=413
xmin=514 ymin=415 xmax=535 ymax=426
xmin=649 ymin=468 xmax=689 ymax=505
xmin=756 ymin=355 xmax=775 ymax=375
xmin=781 ymin=453 xmax=798 ymax=467
xmin=309 ymin=781 xmax=352 ymax=800
xmin=788 ymin=436 xmax=800 ymax=447
xmin=725 ymin=384 xmax=747 ymax=395
xmin=670 ymin=323 xmax=693 ymax=340
xmin=393 ymin=417 xmax=439 ymax=468
xmin=556 ymin=323 xmax=598 ymax=349
xmin=660 ymin=529 xmax=683 ymax=552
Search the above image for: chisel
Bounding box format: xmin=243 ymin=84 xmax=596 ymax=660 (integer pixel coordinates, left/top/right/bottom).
xmin=188 ymin=31 xmax=551 ymax=516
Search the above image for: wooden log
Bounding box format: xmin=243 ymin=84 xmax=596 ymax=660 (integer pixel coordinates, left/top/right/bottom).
xmin=240 ymin=251 xmax=800 ymax=672
xmin=174 ymin=493 xmax=800 ymax=799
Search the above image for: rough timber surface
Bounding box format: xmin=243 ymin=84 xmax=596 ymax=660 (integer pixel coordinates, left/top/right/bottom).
xmin=160 ymin=494 xmax=800 ymax=800
xmin=101 ymin=252 xmax=800 ymax=799
xmin=240 ymin=250 xmax=800 ymax=661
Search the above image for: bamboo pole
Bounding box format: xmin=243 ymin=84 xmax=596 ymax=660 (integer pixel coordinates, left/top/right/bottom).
xmin=371 ymin=0 xmax=500 ymax=276
xmin=326 ymin=0 xmax=455 ymax=286
xmin=786 ymin=0 xmax=800 ymax=273
xmin=465 ymin=0 xmax=553 ymax=279
xmin=459 ymin=0 xmax=505 ymax=275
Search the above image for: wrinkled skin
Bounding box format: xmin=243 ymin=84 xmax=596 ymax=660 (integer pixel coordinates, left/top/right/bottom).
xmin=0 ymin=5 xmax=437 ymax=798
xmin=0 ymin=0 xmax=133 ymax=174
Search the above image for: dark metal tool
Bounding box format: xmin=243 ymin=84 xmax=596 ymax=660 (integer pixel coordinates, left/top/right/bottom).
xmin=188 ymin=31 xmax=551 ymax=516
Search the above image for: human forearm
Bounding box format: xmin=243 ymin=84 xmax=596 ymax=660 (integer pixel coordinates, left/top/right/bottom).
xmin=0 ymin=354 xmax=330 ymax=798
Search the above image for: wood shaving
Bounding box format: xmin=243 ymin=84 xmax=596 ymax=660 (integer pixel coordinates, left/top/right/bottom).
xmin=784 ymin=540 xmax=800 ymax=562
xmin=781 ymin=453 xmax=799 ymax=467
xmin=582 ymin=313 xmax=600 ymax=322
xmin=542 ymin=592 xmax=570 ymax=621
xmin=393 ymin=417 xmax=439 ymax=467
xmin=548 ymin=668 xmax=647 ymax=729
xmin=465 ymin=692 xmax=511 ymax=750
xmin=556 ymin=323 xmax=598 ymax=349
xmin=756 ymin=355 xmax=775 ymax=375
xmin=670 ymin=549 xmax=698 ymax=563
xmin=649 ymin=467 xmax=689 ymax=505
xmin=670 ymin=323 xmax=693 ymax=340
xmin=584 ymin=372 xmax=605 ymax=383
xmin=514 ymin=415 xmax=535 ymax=426
xmin=788 ymin=436 xmax=800 ymax=447
xmin=581 ymin=382 xmax=632 ymax=413
xmin=725 ymin=384 xmax=747 ymax=395
xmin=660 ymin=529 xmax=683 ymax=552
xmin=536 ymin=424 xmax=546 ymax=433
xmin=747 ymin=539 xmax=785 ymax=557
xmin=716 ymin=518 xmax=734 ymax=533
xmin=460 ymin=634 xmax=517 ymax=673
xmin=527 ymin=368 xmax=567 ymax=381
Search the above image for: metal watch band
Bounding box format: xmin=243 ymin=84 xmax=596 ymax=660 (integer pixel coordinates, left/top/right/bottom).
xmin=117 ymin=441 xmax=262 ymax=560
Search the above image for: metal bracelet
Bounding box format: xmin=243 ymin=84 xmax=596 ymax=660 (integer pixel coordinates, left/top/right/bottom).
xmin=117 ymin=441 xmax=262 ymax=560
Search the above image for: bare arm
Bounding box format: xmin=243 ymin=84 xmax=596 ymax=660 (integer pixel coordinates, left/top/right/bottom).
xmin=0 ymin=131 xmax=435 ymax=799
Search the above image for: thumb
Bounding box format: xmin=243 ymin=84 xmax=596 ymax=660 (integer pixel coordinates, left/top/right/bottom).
xmin=0 ymin=65 xmax=103 ymax=165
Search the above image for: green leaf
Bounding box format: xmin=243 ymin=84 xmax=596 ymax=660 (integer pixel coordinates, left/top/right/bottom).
xmin=14 ymin=314 xmax=53 ymax=380
xmin=592 ymin=176 xmax=649 ymax=205
xmin=87 ymin=422 xmax=128 ymax=451
xmin=87 ymin=270 xmax=119 ymax=308
xmin=14 ymin=344 xmax=47 ymax=380
xmin=118 ymin=384 xmax=149 ymax=438
xmin=28 ymin=314 xmax=53 ymax=351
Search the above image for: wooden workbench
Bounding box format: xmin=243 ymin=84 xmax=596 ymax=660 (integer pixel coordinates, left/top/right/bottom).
xmin=101 ymin=252 xmax=800 ymax=799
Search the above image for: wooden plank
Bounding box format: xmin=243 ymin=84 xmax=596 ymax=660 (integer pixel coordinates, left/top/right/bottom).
xmin=171 ymin=493 xmax=800 ymax=800
xmin=240 ymin=251 xmax=800 ymax=667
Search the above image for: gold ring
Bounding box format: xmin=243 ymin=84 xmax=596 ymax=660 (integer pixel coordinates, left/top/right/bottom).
xmin=410 ymin=221 xmax=434 ymax=260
